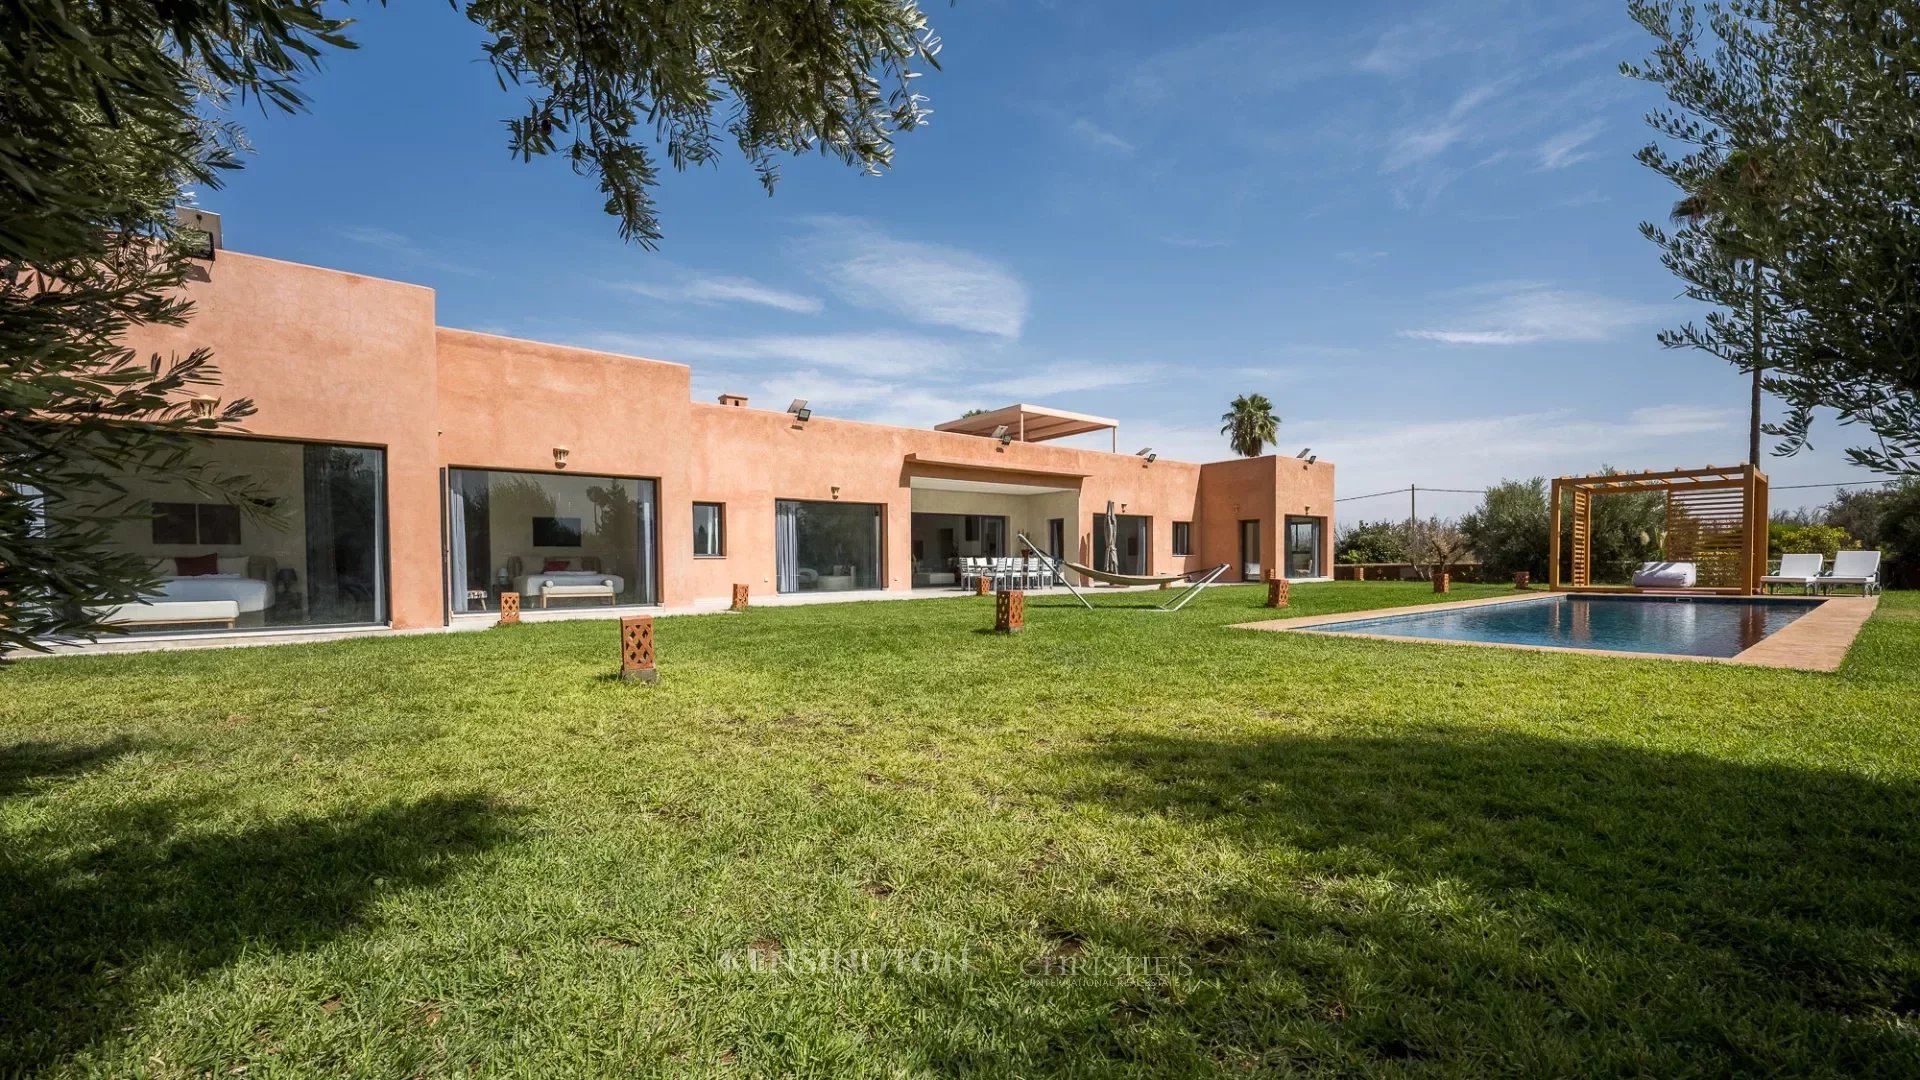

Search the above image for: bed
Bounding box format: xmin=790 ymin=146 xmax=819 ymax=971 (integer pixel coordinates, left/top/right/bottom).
xmin=150 ymin=573 xmax=275 ymax=612
xmin=1631 ymin=561 xmax=1697 ymax=589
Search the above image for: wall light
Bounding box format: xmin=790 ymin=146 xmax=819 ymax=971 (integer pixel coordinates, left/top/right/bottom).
xmin=788 ymin=398 xmax=812 ymax=423
xmin=1306 ymin=454 xmax=1318 ymax=464
xmin=992 ymin=424 xmax=1012 ymax=447
xmin=1145 ymin=452 xmax=1158 ymax=464
xmin=553 ymin=446 xmax=570 ymax=469
xmin=188 ymin=395 xmax=220 ymax=419
xmin=831 ymin=485 xmax=842 ymax=499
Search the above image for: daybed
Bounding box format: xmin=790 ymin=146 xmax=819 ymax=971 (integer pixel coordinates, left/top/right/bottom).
xmin=1631 ymin=561 xmax=1697 ymax=589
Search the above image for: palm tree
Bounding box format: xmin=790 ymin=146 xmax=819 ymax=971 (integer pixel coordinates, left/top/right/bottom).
xmin=1670 ymin=148 xmax=1780 ymax=466
xmin=1220 ymin=394 xmax=1280 ymax=458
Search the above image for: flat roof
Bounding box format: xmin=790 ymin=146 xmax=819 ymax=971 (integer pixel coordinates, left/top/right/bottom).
xmin=901 ymin=453 xmax=1091 ymax=481
xmin=934 ymin=403 xmax=1118 ymax=443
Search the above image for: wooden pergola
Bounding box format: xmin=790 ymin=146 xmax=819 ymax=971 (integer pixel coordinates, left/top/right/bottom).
xmin=1549 ymin=464 xmax=1770 ymax=595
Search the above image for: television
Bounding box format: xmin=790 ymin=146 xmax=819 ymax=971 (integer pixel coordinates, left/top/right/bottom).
xmin=532 ymin=516 xmax=582 ymax=547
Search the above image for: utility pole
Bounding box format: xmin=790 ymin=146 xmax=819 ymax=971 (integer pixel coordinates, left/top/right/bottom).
xmin=1408 ymin=484 xmax=1417 ymax=530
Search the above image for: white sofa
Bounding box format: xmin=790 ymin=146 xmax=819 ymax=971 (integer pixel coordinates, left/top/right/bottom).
xmin=517 ymin=571 xmax=625 ymax=607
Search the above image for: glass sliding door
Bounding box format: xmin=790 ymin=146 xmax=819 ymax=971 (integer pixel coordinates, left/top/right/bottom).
xmin=776 ymin=500 xmax=882 ymax=592
xmin=908 ymin=512 xmax=1008 ymax=587
xmin=447 ymin=468 xmax=658 ymax=611
xmin=1285 ymin=516 xmax=1324 ymax=578
xmin=1239 ymin=520 xmax=1261 ymax=581
xmin=39 ymin=434 xmax=387 ymax=634
xmin=1091 ymin=513 xmax=1151 ymax=575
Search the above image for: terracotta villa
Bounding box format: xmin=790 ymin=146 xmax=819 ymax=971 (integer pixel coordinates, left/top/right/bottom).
xmin=70 ymin=243 xmax=1335 ymax=641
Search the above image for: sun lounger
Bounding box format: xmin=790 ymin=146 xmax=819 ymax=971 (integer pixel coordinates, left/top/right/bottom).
xmin=1821 ymin=550 xmax=1882 ymax=595
xmin=1761 ymin=553 xmax=1825 ymax=594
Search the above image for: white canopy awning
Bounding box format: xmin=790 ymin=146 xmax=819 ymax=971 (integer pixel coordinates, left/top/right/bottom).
xmin=934 ymin=403 xmax=1118 ymax=444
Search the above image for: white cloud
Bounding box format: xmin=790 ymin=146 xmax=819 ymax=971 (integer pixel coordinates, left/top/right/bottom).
xmin=1400 ymin=283 xmax=1669 ymax=346
xmin=752 ymin=371 xmax=976 ymax=429
xmin=1069 ymin=118 xmax=1136 ymax=154
xmin=1384 ymin=122 xmax=1467 ymax=172
xmin=1382 ymin=81 xmax=1506 ymax=173
xmin=798 ymin=216 xmax=1029 ymax=339
xmin=1446 ymin=80 xmax=1509 ymax=119
xmin=616 ymin=272 xmax=821 ymax=314
xmin=580 ymin=330 xmax=972 ymax=379
xmin=338 ymin=226 xmax=482 ymax=277
xmin=975 ymin=362 xmax=1160 ymax=399
xmin=1157 ymin=233 xmax=1234 ymax=250
xmin=1122 ymin=28 xmax=1341 ymax=105
xmin=1534 ymin=120 xmax=1605 ymax=170
xmin=1626 ymin=404 xmax=1739 ymax=437
xmin=1354 ymin=20 xmax=1477 ymax=76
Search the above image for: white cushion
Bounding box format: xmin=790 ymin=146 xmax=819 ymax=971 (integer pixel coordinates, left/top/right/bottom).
xmin=540 ymin=582 xmax=615 ymax=596
xmin=217 ymin=555 xmax=249 ymax=576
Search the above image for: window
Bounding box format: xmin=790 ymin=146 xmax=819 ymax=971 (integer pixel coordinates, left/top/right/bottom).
xmin=693 ymin=502 xmax=725 ymax=557
xmin=447 ymin=468 xmax=658 ymax=612
xmin=776 ymin=500 xmax=882 ymax=593
xmin=1172 ymin=521 xmax=1192 ymax=557
xmin=1047 ymin=518 xmax=1065 ymax=560
xmin=41 ymin=434 xmax=388 ymax=634
xmin=153 ymin=502 xmax=242 ymax=545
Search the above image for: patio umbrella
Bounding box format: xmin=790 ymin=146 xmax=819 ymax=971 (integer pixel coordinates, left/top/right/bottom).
xmin=1105 ymin=500 xmax=1119 ymax=574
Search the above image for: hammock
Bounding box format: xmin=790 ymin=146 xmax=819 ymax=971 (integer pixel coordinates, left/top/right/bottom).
xmin=1060 ymin=562 xmax=1207 ymax=588
xmin=1015 ymin=533 xmax=1227 ymax=611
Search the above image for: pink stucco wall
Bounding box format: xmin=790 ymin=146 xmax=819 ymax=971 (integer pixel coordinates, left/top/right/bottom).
xmin=119 ymin=250 xmax=1336 ymax=629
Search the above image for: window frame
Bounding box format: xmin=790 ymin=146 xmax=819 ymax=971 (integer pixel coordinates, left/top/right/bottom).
xmin=1172 ymin=521 xmax=1193 ymax=557
xmin=693 ymin=501 xmax=726 ymax=558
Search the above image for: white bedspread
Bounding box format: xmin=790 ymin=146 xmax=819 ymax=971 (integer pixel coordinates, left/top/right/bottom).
xmin=519 ymin=571 xmax=625 ymax=596
xmin=153 ymin=574 xmax=274 ymax=613
xmin=1632 ymin=562 xmax=1697 ymax=589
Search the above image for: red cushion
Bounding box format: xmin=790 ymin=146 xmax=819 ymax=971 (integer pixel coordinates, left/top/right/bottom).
xmin=543 ymin=558 xmax=572 ymax=572
xmin=174 ymin=553 xmax=219 ymax=577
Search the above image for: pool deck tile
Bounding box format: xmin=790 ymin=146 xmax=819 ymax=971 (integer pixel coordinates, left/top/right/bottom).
xmin=1232 ymin=591 xmax=1879 ymax=672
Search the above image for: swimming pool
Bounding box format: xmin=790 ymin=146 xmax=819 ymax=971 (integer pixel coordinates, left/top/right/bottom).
xmin=1305 ymin=594 xmax=1821 ymax=658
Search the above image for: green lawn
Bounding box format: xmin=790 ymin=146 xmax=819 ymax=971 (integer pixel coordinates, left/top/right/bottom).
xmin=3 ymin=582 xmax=1918 ymax=1077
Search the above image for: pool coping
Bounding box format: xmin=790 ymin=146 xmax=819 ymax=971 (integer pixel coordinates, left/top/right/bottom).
xmin=1231 ymin=591 xmax=1881 ymax=671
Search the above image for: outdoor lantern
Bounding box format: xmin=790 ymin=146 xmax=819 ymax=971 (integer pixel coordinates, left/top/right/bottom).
xmin=553 ymin=446 xmax=570 ymax=469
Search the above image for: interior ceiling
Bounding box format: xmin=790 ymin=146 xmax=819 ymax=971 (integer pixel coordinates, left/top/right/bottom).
xmin=908 ymin=476 xmax=1077 ymax=496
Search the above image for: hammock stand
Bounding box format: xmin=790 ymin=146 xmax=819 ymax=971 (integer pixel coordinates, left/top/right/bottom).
xmin=1015 ymin=533 xmax=1228 ymax=612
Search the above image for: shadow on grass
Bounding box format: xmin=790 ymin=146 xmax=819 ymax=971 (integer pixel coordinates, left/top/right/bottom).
xmin=0 ymin=737 xmax=140 ymax=797
xmin=0 ymin=744 xmax=515 ymax=1071
xmin=922 ymin=730 xmax=1920 ymax=1074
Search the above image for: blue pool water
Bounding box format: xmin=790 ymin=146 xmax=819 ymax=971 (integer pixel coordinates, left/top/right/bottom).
xmin=1308 ymin=595 xmax=1820 ymax=658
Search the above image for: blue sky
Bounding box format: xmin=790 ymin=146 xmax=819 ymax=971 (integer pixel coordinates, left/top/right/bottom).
xmin=200 ymin=0 xmax=1885 ymax=518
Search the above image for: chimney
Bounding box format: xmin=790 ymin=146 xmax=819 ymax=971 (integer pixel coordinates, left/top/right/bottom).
xmin=718 ymin=393 xmax=748 ymax=407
